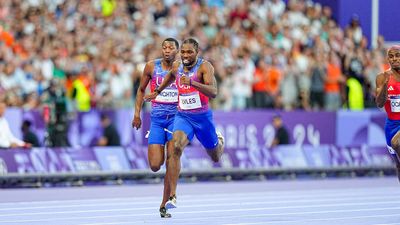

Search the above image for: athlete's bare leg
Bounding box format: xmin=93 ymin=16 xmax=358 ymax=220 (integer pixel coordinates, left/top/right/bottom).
xmin=148 ymin=144 xmax=165 ymax=172
xmin=167 ymin=131 xmax=189 ymax=198
xmin=390 ymin=131 xmax=400 ymax=182
xmin=206 ymin=132 xmax=225 ymax=163
xmin=159 ymin=141 xmax=174 ymax=208
xmin=148 ymin=144 xmax=170 ymax=208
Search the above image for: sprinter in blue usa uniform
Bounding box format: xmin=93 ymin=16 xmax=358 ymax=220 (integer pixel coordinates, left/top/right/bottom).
xmin=132 ymin=38 xmax=179 ymax=218
xmin=145 ymin=38 xmax=225 ymax=211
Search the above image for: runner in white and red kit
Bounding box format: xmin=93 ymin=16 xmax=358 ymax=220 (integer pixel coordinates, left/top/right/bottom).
xmin=376 ymin=45 xmax=400 ymax=181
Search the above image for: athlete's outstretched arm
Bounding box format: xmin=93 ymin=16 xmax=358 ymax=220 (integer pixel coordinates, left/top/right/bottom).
xmin=189 ymin=61 xmax=217 ymax=98
xmin=132 ymin=62 xmax=153 ymax=129
xmin=375 ymin=72 xmax=388 ymax=108
xmin=157 ymin=68 xmax=177 ymax=92
xmin=144 ymin=62 xmax=179 ymax=101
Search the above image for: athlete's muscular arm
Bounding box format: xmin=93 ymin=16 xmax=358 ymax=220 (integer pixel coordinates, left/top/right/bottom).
xmin=188 ymin=61 xmax=218 ymax=98
xmin=132 ymin=62 xmax=154 ymax=129
xmin=143 ymin=61 xmax=179 ymax=101
xmin=375 ymin=72 xmax=389 ymax=108
xmin=158 ymin=62 xmax=178 ymax=92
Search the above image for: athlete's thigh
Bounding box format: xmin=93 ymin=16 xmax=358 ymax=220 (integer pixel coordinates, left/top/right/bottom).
xmin=193 ymin=112 xmax=218 ymax=150
xmin=385 ymin=119 xmax=400 ymax=146
xmin=148 ymin=117 xmax=167 ymax=145
xmin=173 ymin=113 xmax=195 ymax=142
xmin=393 ymin=131 xmax=400 ymax=146
xmin=148 ymin=144 xmax=165 ymax=166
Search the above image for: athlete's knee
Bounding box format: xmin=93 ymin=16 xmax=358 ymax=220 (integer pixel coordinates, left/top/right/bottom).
xmin=207 ymin=149 xmax=221 ymax=163
xmin=211 ymin=155 xmax=219 ymax=163
xmin=150 ymin=164 xmax=161 ymax=172
xmin=149 ymin=158 xmax=163 ymax=172
xmin=392 ymin=138 xmax=400 ymax=151
xmin=173 ymin=137 xmax=184 ymax=151
xmin=173 ymin=142 xmax=184 ymax=158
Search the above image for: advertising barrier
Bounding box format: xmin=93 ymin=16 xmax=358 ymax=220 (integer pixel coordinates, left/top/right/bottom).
xmin=0 ymin=145 xmax=392 ymax=175
xmin=1 ymin=109 xmax=391 ymax=175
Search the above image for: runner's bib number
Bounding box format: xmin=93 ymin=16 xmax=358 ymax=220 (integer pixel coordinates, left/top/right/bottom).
xmin=155 ymin=89 xmax=178 ymax=103
xmin=390 ymin=96 xmax=400 ymax=112
xmin=179 ymin=92 xmax=201 ymax=110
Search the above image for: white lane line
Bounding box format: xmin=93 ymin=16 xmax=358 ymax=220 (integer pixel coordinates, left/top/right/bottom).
xmin=0 ymin=194 xmax=399 ymax=213
xmin=0 ymin=192 xmax=400 ymax=212
xmin=221 ymin=213 xmax=400 ymax=225
xmin=0 ymin=186 xmax=398 ymax=207
xmin=1 ymin=204 xmax=400 ymax=223
xmin=374 ymin=223 xmax=400 ymax=225
xmin=78 ymin=215 xmax=400 ymax=225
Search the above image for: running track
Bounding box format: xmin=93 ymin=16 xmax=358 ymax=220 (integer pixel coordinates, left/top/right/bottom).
xmin=0 ymin=177 xmax=399 ymax=225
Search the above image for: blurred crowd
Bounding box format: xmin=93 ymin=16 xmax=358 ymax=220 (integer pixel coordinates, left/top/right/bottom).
xmin=0 ymin=0 xmax=389 ymax=112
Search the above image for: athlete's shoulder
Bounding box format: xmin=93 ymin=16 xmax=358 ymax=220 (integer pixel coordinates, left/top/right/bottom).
xmin=376 ymin=70 xmax=391 ymax=84
xmin=143 ymin=59 xmax=158 ymax=76
xmin=377 ymin=69 xmax=390 ymax=78
xmin=198 ymin=58 xmax=211 ymax=66
xmin=384 ymin=69 xmax=392 ymax=74
xmin=146 ymin=59 xmax=161 ymax=67
xmin=199 ymin=59 xmax=214 ymax=70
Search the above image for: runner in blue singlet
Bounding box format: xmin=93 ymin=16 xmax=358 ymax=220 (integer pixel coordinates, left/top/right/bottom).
xmin=132 ymin=38 xmax=179 ymax=218
xmin=144 ymin=38 xmax=225 ymax=211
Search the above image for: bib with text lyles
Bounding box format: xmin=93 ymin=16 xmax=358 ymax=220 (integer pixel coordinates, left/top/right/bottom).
xmin=155 ymin=89 xmax=178 ymax=103
xmin=179 ymin=92 xmax=202 ymax=110
xmin=390 ymin=95 xmax=400 ymax=112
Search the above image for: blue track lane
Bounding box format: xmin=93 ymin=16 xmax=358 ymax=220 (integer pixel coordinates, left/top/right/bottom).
xmin=0 ymin=177 xmax=399 ymax=225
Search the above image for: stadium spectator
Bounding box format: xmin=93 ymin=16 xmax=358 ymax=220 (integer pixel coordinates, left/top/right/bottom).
xmin=21 ymin=120 xmax=40 ymax=147
xmin=97 ymin=114 xmax=120 ymax=146
xmin=271 ymin=115 xmax=289 ymax=147
xmin=42 ymin=80 xmax=69 ymax=147
xmin=281 ymin=56 xmax=299 ymax=110
xmin=324 ymin=52 xmax=345 ymax=111
xmin=0 ymin=102 xmax=31 ymax=149
xmin=0 ymin=0 xmax=388 ymax=111
xmin=265 ymin=54 xmax=283 ymax=108
xmin=232 ymin=48 xmax=255 ymax=110
xmin=309 ymin=51 xmax=326 ymax=110
xmin=252 ymin=59 xmax=270 ymax=108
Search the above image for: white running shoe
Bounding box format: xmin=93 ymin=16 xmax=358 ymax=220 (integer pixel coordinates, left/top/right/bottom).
xmin=216 ymin=131 xmax=224 ymax=146
xmin=165 ymin=195 xmax=177 ymax=209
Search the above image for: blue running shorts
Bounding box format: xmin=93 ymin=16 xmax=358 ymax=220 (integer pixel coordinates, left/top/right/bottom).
xmin=173 ymin=110 xmax=219 ymax=149
xmin=148 ymin=114 xmax=175 ymax=145
xmin=385 ymin=118 xmax=400 ymax=147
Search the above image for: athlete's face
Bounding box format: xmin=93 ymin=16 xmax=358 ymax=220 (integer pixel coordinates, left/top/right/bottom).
xmin=388 ymin=48 xmax=400 ymax=70
xmin=162 ymin=41 xmax=178 ymax=61
xmin=180 ymin=43 xmax=198 ymax=67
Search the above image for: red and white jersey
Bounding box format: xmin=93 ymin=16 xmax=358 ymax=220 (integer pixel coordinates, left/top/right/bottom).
xmin=385 ymin=71 xmax=400 ymax=120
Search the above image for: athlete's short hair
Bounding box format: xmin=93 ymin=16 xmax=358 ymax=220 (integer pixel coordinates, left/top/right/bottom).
xmin=162 ymin=38 xmax=179 ymax=49
xmin=182 ymin=38 xmax=199 ymax=52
